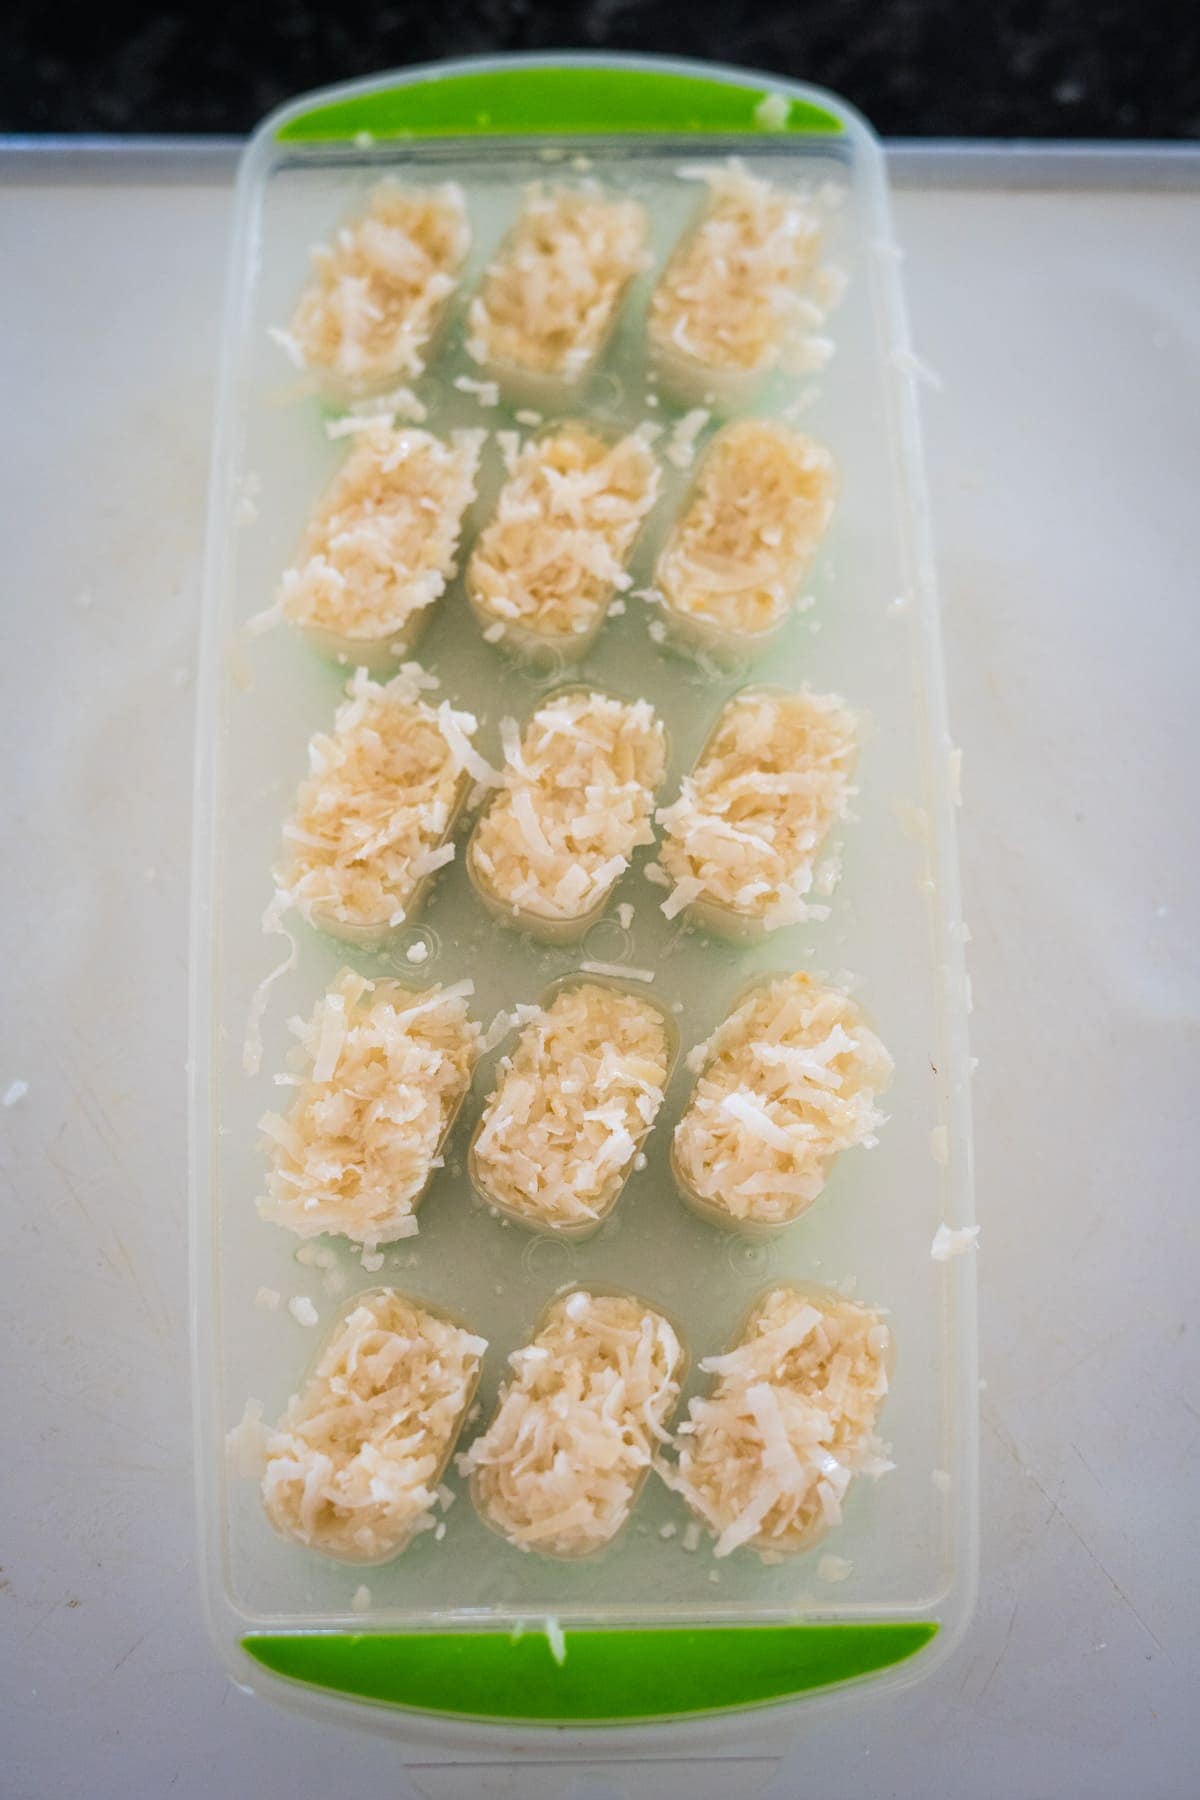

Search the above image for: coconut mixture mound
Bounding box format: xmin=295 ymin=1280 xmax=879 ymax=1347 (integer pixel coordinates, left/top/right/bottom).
xmin=658 ymin=687 xmax=857 ymax=930
xmin=279 ymin=425 xmax=483 ymax=645
xmin=466 ymin=184 xmax=649 ymax=384
xmin=673 ymin=972 xmax=892 ymax=1227
xmin=278 ymin=668 xmax=482 ymax=939
xmin=286 ymin=181 xmax=470 ymax=385
xmin=470 ymin=981 xmax=672 ymax=1232
xmin=648 ymin=162 xmax=824 ymax=379
xmin=658 ymin=1284 xmax=893 ymax=1557
xmin=462 ymin=1289 xmax=684 ymax=1556
xmin=468 ymin=689 xmax=667 ymax=927
xmin=259 ymin=968 xmax=481 ymax=1244
xmin=656 ymin=420 xmax=837 ymax=641
xmin=261 ymin=1289 xmax=486 ymax=1562
xmin=467 ymin=423 xmax=659 ymax=646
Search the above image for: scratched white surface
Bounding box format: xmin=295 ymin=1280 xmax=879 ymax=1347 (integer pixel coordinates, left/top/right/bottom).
xmin=1 ymin=155 xmax=1198 ymax=1800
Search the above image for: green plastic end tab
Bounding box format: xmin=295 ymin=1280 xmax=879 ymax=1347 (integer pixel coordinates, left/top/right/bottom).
xmin=276 ymin=66 xmax=844 ymax=144
xmin=242 ymin=1622 xmax=937 ymax=1723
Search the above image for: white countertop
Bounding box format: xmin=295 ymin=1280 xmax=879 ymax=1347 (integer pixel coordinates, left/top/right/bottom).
xmin=1 ymin=146 xmax=1197 ymax=1800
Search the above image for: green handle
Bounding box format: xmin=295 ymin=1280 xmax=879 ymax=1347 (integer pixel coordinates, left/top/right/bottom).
xmin=277 ymin=65 xmax=844 ymax=144
xmin=243 ymin=1622 xmax=936 ymax=1723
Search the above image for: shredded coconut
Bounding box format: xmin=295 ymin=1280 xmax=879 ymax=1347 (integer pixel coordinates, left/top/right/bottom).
xmin=345 ymin=382 xmax=428 ymax=425
xmin=470 ymin=981 xmax=672 ymax=1233
xmin=480 ymin=1000 xmax=545 ymax=1055
xmin=278 ymin=669 xmax=472 ymax=943
xmin=658 ymin=1286 xmax=893 ymax=1556
xmin=656 ymin=421 xmax=837 ymax=643
xmin=754 ymin=92 xmax=791 ymax=131
xmin=258 ymin=968 xmax=480 ymax=1244
xmin=435 ymin=699 xmax=502 ymax=789
xmin=890 ymin=345 xmax=944 ymax=392
xmin=466 ymin=184 xmax=648 ymax=389
xmin=579 ymin=961 xmax=654 ymax=983
xmin=467 ymin=424 xmax=659 ymax=648
xmin=287 ymin=182 xmax=470 ymax=388
xmin=452 ymin=373 xmax=500 ymax=406
xmin=665 ymin=408 xmax=710 ymax=471
xmin=325 ymin=411 xmax=394 ymax=439
xmin=658 ymin=687 xmax=857 ymax=930
xmin=648 ymin=164 xmax=825 ymax=398
xmin=278 ymin=426 xmax=482 ymax=653
xmin=673 ymin=973 xmax=893 ymax=1227
xmin=255 ymin=1286 xmax=282 ymax=1312
xmin=226 ymin=1398 xmax=269 ymax=1478
xmin=817 ymin=1553 xmax=853 ymax=1583
xmin=2 ymin=1079 xmax=28 ymax=1108
xmin=261 ymin=1290 xmax=485 ymax=1562
xmin=295 ymin=1244 xmax=335 ymax=1269
xmin=469 ymin=690 xmax=666 ymax=932
xmin=931 ymin=1223 xmax=979 ymax=1261
xmin=242 ymin=892 xmax=299 ymax=1076
xmin=462 ymin=1290 xmax=684 ymax=1556
xmin=288 ymin=1295 xmax=319 ymax=1327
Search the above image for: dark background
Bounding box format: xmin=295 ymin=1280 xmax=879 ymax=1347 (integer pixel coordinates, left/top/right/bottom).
xmin=4 ymin=0 xmax=1200 ymax=138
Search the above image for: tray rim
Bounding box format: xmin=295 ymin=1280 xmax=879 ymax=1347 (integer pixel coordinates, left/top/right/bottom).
xmin=4 ymin=131 xmax=1200 ymax=189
